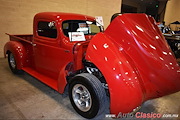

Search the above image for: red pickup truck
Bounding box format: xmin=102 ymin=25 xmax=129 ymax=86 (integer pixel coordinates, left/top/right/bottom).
xmin=4 ymin=12 xmax=180 ymax=119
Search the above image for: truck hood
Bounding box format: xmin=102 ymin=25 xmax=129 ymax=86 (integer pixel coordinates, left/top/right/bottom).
xmin=104 ymin=13 xmax=180 ymax=99
xmin=85 ymin=13 xmax=180 ymax=114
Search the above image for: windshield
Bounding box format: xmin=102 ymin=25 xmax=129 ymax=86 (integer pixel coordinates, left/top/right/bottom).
xmin=62 ymin=20 xmax=101 ymax=37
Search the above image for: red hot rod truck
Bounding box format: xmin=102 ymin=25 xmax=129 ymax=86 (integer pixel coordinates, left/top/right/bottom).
xmin=4 ymin=12 xmax=180 ymax=119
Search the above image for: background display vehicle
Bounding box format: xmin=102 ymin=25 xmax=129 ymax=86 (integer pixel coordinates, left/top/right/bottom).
xmin=4 ymin=12 xmax=180 ymax=119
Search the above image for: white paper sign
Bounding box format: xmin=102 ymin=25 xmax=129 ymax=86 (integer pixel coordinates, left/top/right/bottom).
xmin=68 ymin=32 xmax=86 ymax=42
xmin=95 ymin=16 xmax=104 ymax=26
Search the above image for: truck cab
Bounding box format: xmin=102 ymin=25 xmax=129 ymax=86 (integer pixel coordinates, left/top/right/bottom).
xmin=33 ymin=12 xmax=101 ymax=80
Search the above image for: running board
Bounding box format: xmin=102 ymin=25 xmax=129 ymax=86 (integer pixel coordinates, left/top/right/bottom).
xmin=22 ymin=67 xmax=58 ymax=91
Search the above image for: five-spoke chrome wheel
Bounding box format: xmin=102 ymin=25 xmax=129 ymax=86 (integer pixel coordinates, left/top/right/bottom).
xmin=69 ymin=73 xmax=107 ymax=119
xmin=72 ymin=84 xmax=92 ymax=112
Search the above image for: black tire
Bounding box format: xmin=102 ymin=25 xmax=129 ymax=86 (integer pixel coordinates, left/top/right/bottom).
xmin=69 ymin=73 xmax=107 ymax=119
xmin=8 ymin=52 xmax=21 ymax=74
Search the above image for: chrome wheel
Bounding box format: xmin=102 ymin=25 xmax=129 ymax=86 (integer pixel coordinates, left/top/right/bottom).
xmin=69 ymin=73 xmax=107 ymax=118
xmin=9 ymin=53 xmax=16 ymax=69
xmin=72 ymin=84 xmax=92 ymax=112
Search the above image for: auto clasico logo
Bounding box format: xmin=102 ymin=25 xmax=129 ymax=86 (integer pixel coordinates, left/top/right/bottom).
xmin=105 ymin=112 xmax=179 ymax=119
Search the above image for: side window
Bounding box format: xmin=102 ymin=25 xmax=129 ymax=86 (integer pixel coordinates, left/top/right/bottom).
xmin=37 ymin=21 xmax=57 ymax=39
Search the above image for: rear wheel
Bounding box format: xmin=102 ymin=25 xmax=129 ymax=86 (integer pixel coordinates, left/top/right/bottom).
xmin=8 ymin=52 xmax=21 ymax=74
xmin=69 ymin=73 xmax=107 ymax=119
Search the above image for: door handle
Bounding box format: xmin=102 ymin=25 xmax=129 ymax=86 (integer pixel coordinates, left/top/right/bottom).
xmin=64 ymin=50 xmax=70 ymax=53
xmin=32 ymin=43 xmax=36 ymax=47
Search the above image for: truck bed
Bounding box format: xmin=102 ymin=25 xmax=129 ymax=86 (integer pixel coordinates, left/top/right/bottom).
xmin=6 ymin=33 xmax=33 ymax=44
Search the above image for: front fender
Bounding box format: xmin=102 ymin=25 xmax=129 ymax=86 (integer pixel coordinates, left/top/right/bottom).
xmin=4 ymin=41 xmax=26 ymax=69
xmin=85 ymin=33 xmax=145 ymax=115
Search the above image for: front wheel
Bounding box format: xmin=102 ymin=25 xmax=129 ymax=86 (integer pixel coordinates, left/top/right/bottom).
xmin=69 ymin=73 xmax=107 ymax=119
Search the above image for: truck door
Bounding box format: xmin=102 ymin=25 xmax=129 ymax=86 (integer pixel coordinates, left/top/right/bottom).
xmin=33 ymin=20 xmax=72 ymax=80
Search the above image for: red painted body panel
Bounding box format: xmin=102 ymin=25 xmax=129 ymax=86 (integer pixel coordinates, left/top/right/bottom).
xmin=85 ymin=33 xmax=145 ymax=114
xmin=86 ymin=13 xmax=180 ymax=115
xmin=4 ymin=41 xmax=27 ymax=69
xmin=4 ymin=34 xmax=35 ymax=69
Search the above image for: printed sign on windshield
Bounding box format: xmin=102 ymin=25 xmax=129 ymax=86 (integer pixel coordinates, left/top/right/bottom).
xmin=68 ymin=32 xmax=86 ymax=42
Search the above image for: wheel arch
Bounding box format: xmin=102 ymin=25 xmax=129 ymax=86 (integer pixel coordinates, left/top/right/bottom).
xmin=57 ymin=62 xmax=74 ymax=94
xmin=4 ymin=41 xmax=27 ymax=70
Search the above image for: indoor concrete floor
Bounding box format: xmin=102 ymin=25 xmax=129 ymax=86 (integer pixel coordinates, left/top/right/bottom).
xmin=0 ymin=58 xmax=180 ymax=120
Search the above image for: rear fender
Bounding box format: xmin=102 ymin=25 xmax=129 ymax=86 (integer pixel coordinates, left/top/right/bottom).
xmin=4 ymin=41 xmax=27 ymax=69
xmin=85 ymin=33 xmax=145 ymax=114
